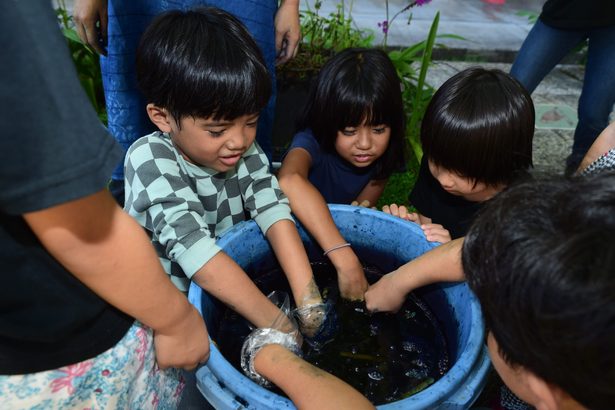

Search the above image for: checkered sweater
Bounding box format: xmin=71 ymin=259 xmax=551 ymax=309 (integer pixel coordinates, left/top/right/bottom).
xmin=124 ymin=131 xmax=293 ymax=292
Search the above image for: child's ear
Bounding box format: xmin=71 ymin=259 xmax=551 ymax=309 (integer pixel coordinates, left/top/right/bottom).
xmin=146 ymin=103 xmax=173 ymax=133
xmin=525 ymin=372 xmax=560 ymax=410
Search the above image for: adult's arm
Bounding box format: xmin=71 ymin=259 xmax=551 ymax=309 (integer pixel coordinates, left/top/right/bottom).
xmin=24 ymin=189 xmax=210 ymax=370
xmin=278 ymin=148 xmax=369 ymax=300
xmin=73 ymin=0 xmax=108 ymax=55
xmin=275 ymin=0 xmax=301 ymax=64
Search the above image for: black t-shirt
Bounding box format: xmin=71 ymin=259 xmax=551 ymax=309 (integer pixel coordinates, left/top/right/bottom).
xmin=541 ymin=0 xmax=615 ymax=29
xmin=409 ymin=159 xmax=483 ymax=240
xmin=0 ymin=1 xmax=132 ymax=374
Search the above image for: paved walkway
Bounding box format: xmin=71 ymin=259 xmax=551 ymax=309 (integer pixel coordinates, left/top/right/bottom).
xmin=307 ymin=0 xmax=541 ymax=56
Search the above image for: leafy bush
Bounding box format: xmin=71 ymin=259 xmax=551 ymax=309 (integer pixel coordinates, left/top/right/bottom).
xmin=376 ymin=169 xmax=419 ymax=209
xmin=279 ymin=1 xmax=374 ymax=81
xmin=55 ymin=0 xmax=107 ymax=124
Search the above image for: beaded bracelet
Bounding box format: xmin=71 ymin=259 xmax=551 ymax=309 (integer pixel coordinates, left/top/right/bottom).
xmin=323 ymin=242 xmax=351 ymax=257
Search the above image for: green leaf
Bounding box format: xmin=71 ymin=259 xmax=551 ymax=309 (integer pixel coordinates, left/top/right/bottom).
xmin=80 ymin=77 xmax=99 ymax=112
xmin=516 ymin=10 xmax=538 ymax=24
xmin=436 ymin=33 xmax=466 ymax=41
xmin=407 ymin=11 xmax=439 ymax=163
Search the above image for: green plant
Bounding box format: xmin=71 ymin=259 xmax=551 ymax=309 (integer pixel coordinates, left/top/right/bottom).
xmin=376 ymin=168 xmax=419 ymax=208
xmin=279 ymin=0 xmax=374 ymax=81
xmin=380 ymin=0 xmax=433 ymax=48
xmin=388 ymin=11 xmax=440 ymax=166
xmin=55 ymin=0 xmax=107 ymax=124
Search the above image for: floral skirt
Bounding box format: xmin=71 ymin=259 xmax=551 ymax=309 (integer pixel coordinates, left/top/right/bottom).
xmin=0 ymin=322 xmax=185 ymax=409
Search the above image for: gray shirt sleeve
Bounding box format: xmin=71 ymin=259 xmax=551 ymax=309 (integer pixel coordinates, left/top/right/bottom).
xmin=0 ymin=0 xmax=121 ymax=214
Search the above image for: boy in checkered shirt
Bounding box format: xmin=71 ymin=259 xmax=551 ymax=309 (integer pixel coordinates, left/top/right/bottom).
xmin=124 ymin=8 xmax=324 ymax=332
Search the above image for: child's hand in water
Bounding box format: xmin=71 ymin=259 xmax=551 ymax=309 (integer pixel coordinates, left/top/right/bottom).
xmin=294 ymin=279 xmax=327 ymax=337
xmin=381 ymin=204 xmax=419 ymax=223
xmin=323 ymin=243 xmax=368 ymax=300
xmin=364 ymin=270 xmax=407 ymax=313
xmin=421 ymin=223 xmax=451 ymax=243
xmin=294 ymin=300 xmax=338 ymax=348
xmin=337 ymin=262 xmax=369 ymax=301
xmin=241 ymin=291 xmax=303 ymax=386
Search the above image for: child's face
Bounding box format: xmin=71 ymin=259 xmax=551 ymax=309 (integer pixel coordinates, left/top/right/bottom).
xmin=169 ymin=114 xmax=258 ymax=172
xmin=428 ymin=160 xmax=501 ymax=202
xmin=334 ymin=124 xmax=390 ymax=168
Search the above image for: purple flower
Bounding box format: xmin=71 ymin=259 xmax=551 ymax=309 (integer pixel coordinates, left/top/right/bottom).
xmin=415 ymin=0 xmax=432 ymax=5
xmin=378 ymin=20 xmax=389 ymax=34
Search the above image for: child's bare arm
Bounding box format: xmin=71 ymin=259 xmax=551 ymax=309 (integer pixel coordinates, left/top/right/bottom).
xmin=192 ymin=252 xmax=285 ymax=329
xmin=355 ymin=179 xmax=387 ymax=208
xmin=254 ymin=344 xmax=375 ymax=410
xmin=23 ymin=189 xmax=210 ymax=370
xmin=265 ymin=219 xmax=322 ymax=307
xmin=365 ymin=237 xmax=465 ymax=313
xmin=278 ymin=149 xmax=368 ymax=300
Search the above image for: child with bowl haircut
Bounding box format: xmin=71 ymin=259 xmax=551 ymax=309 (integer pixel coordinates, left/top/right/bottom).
xmin=125 ymin=8 xmax=323 ymax=332
xmin=278 ymin=48 xmax=406 ymax=300
xmin=384 ymin=67 xmax=534 ymax=242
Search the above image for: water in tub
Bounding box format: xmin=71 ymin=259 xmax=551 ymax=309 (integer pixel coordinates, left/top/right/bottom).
xmin=217 ymin=262 xmax=450 ymax=404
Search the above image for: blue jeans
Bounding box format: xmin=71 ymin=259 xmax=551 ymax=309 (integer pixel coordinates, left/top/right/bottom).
xmin=102 ymin=0 xmax=277 ymax=186
xmin=510 ymin=19 xmax=615 ymax=167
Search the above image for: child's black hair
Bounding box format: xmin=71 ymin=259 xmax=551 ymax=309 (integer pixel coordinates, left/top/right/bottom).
xmin=463 ymin=173 xmax=615 ymax=410
xmin=297 ymin=47 xmax=406 ymax=179
xmin=136 ymin=7 xmax=271 ymax=124
xmin=421 ymin=67 xmax=534 ymax=187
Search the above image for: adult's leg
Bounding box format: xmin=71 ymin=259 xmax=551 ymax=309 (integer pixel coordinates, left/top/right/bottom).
xmin=510 ymin=20 xmax=586 ymax=94
xmin=569 ymin=24 xmax=615 ymax=168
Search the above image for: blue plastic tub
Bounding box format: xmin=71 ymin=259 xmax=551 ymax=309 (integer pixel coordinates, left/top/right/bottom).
xmin=188 ymin=205 xmax=491 ymax=409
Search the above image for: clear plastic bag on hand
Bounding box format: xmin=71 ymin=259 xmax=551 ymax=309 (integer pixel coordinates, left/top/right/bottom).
xmin=294 ymin=300 xmax=338 ymax=349
xmin=240 ymin=291 xmax=303 ymax=386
